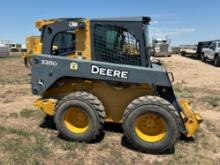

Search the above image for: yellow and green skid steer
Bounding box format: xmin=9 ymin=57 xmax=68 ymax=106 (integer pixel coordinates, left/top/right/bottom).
xmin=28 ymin=17 xmax=202 ymax=153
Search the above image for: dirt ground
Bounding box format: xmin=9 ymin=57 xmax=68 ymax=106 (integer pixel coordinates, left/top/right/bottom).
xmin=0 ymin=55 xmax=219 ymax=165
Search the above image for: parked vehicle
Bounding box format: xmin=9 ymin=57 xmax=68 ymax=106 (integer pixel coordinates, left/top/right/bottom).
xmin=202 ymin=40 xmax=220 ymax=66
xmin=196 ymin=41 xmax=212 ymax=59
xmin=0 ymin=40 xmax=23 ymax=54
xmin=152 ymin=38 xmax=172 ymax=57
xmin=180 ymin=45 xmax=198 ymax=57
xmin=10 ymin=43 xmax=22 ymax=52
xmin=172 ymin=47 xmax=180 ymax=54
xmin=22 ymin=36 xmax=41 ymax=67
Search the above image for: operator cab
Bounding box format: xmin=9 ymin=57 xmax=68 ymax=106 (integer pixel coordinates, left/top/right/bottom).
xmin=37 ymin=17 xmax=151 ymax=67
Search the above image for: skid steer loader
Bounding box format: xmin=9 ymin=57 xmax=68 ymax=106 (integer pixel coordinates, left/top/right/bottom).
xmin=30 ymin=17 xmax=202 ymax=153
xmin=22 ymin=36 xmax=41 ymax=67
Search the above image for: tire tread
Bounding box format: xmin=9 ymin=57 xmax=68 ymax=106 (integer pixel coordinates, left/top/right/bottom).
xmin=123 ymin=95 xmax=180 ymax=153
xmin=54 ymin=91 xmax=105 ymax=142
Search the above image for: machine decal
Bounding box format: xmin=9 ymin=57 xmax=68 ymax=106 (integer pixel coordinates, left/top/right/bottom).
xmin=91 ymin=65 xmax=129 ymax=79
xmin=40 ymin=60 xmax=58 ymax=66
xmin=70 ymin=62 xmax=78 ymax=71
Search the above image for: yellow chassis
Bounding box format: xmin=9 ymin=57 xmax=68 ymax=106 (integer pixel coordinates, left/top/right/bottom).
xmin=179 ymin=99 xmax=202 ymax=137
xmin=34 ymin=98 xmax=202 ymax=137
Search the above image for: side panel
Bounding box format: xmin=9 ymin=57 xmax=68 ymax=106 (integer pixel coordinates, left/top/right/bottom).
xmin=31 ymin=55 xmax=171 ymax=96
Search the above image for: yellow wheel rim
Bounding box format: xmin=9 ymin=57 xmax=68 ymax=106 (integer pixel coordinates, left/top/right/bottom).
xmin=135 ymin=114 xmax=167 ymax=143
xmin=64 ymin=107 xmax=89 ymax=134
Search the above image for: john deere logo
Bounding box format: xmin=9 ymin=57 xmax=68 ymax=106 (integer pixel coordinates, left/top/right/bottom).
xmin=91 ymin=65 xmax=129 ymax=79
xmin=70 ymin=62 xmax=78 ymax=71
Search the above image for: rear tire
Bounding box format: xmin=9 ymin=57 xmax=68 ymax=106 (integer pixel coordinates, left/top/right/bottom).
xmin=54 ymin=92 xmax=105 ymax=142
xmin=123 ymin=96 xmax=179 ymax=153
xmin=214 ymin=55 xmax=220 ymax=67
xmin=201 ymin=54 xmax=206 ymax=62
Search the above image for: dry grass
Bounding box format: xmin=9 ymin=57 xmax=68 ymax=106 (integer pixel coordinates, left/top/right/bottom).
xmin=20 ymin=108 xmax=44 ymax=118
xmin=0 ymin=125 xmax=49 ymax=164
xmin=0 ymin=56 xmax=30 ymax=85
xmin=174 ymin=83 xmax=194 ymax=99
xmin=0 ymin=56 xmax=220 ymax=164
xmin=200 ymin=95 xmax=220 ymax=107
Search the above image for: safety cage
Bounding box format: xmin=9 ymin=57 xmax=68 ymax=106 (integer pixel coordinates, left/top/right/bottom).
xmin=93 ymin=24 xmax=142 ymax=66
xmin=91 ymin=17 xmax=150 ymax=67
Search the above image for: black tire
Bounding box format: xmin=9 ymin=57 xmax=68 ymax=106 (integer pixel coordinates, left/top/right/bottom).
xmin=201 ymin=54 xmax=206 ymax=62
xmin=181 ymin=51 xmax=185 ymax=56
xmin=214 ymin=55 xmax=220 ymax=67
xmin=196 ymin=53 xmax=201 ymax=60
xmin=54 ymin=91 xmax=105 ymax=142
xmin=123 ymin=96 xmax=179 ymax=153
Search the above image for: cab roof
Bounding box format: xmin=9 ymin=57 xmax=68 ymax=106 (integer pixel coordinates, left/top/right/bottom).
xmin=35 ymin=16 xmax=151 ymax=29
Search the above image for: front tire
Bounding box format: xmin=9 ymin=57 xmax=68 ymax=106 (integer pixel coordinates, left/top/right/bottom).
xmin=201 ymin=53 xmax=206 ymax=62
xmin=214 ymin=55 xmax=220 ymax=67
xmin=123 ymin=96 xmax=179 ymax=153
xmin=54 ymin=92 xmax=105 ymax=142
